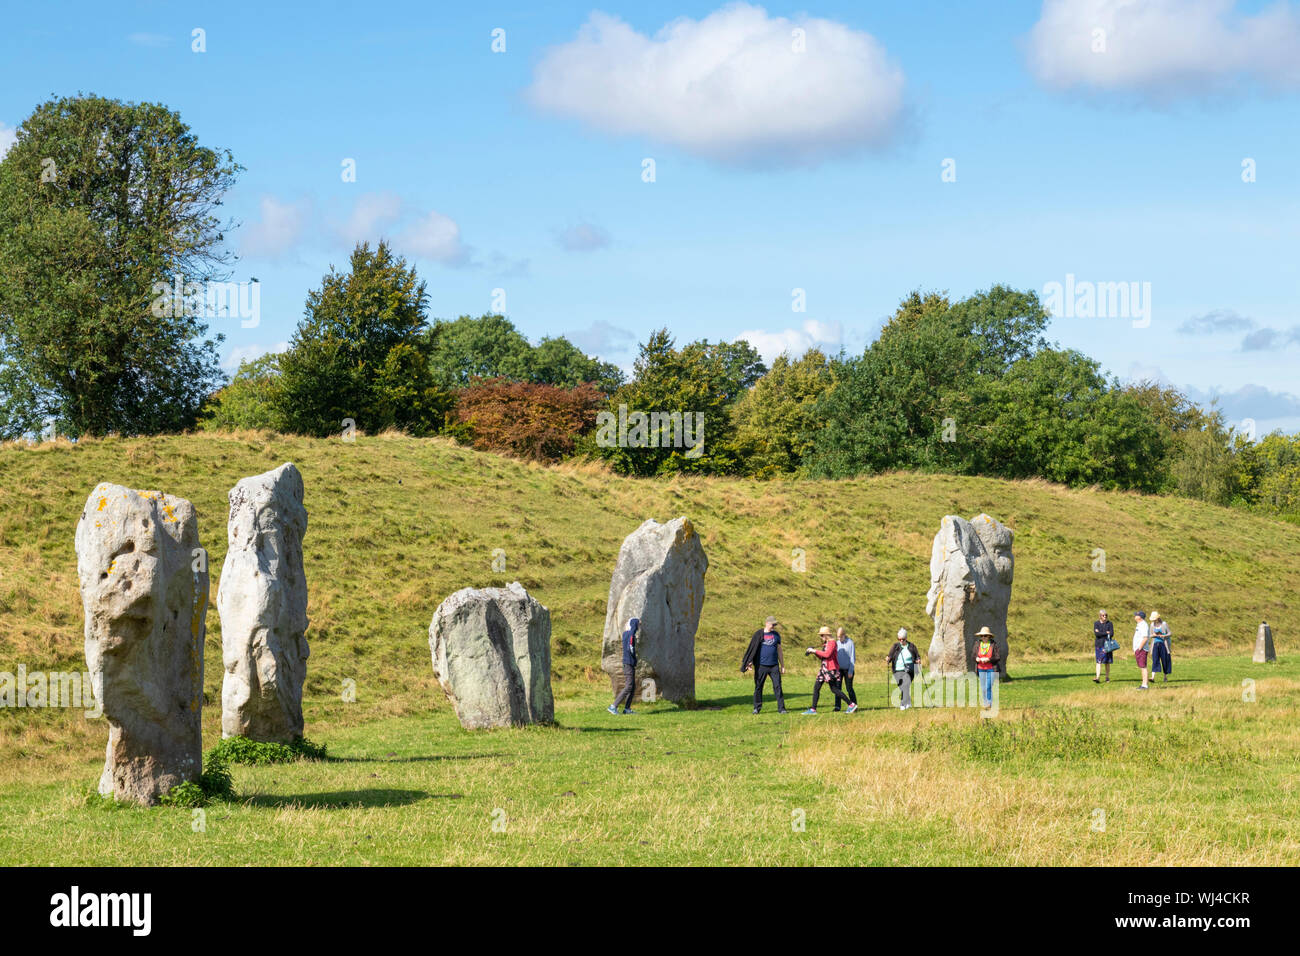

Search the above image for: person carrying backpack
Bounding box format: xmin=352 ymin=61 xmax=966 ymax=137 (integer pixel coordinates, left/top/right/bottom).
xmin=1150 ymin=611 xmax=1172 ymax=683
xmin=607 ymin=617 xmax=640 ymax=715
xmin=833 ymin=626 xmax=856 ymax=712
xmin=803 ymin=626 xmax=856 ymax=715
xmin=974 ymin=626 xmax=1001 ymax=708
xmin=886 ymin=628 xmax=921 ymax=710
xmin=741 ymin=616 xmax=788 ymax=714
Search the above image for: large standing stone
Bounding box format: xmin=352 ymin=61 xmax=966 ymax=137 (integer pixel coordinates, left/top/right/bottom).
xmin=601 ymin=517 xmax=707 ymax=703
xmin=1254 ymin=621 xmax=1277 ymax=663
xmin=76 ymin=483 xmax=207 ymax=805
xmin=429 ymin=582 xmax=553 ymax=729
xmin=924 ymin=513 xmax=1014 ymax=680
xmin=217 ymin=463 xmax=309 ymax=742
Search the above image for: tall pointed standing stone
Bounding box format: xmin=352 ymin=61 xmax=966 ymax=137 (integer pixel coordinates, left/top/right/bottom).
xmin=217 ymin=463 xmax=309 ymax=742
xmin=76 ymin=483 xmax=207 ymax=805
xmin=1253 ymin=621 xmax=1276 ymax=663
xmin=925 ymin=513 xmax=1015 ymax=680
xmin=601 ymin=517 xmax=707 ymax=703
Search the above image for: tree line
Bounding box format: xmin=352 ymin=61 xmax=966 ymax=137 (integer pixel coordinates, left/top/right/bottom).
xmin=2 ymin=94 xmax=1296 ymax=522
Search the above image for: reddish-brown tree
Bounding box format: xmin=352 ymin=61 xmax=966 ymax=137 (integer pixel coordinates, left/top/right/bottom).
xmin=453 ymin=378 xmax=603 ymax=461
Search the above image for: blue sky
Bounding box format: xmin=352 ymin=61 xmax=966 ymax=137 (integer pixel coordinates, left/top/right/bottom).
xmin=2 ymin=0 xmax=1297 ymax=432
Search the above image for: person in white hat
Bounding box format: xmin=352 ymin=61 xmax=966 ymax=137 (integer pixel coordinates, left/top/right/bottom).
xmin=974 ymin=626 xmax=1001 ymax=708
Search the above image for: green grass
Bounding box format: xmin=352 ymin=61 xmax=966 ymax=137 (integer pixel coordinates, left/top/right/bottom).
xmin=1 ymin=430 xmax=1297 ymax=864
xmin=2 ymin=656 xmax=1295 ymax=865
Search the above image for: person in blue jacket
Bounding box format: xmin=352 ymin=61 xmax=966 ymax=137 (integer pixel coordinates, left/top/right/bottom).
xmin=608 ymin=617 xmax=640 ymax=715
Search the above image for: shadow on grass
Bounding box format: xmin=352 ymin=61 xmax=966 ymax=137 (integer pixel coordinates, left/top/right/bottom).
xmin=323 ymin=753 xmax=507 ymax=764
xmin=243 ymin=788 xmax=440 ymax=809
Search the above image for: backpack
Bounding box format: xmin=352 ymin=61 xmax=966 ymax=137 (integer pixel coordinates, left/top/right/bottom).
xmin=975 ymin=639 xmax=994 ymax=665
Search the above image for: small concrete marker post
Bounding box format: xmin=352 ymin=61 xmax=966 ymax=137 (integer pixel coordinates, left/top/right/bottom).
xmin=1253 ymin=621 xmax=1276 ymax=663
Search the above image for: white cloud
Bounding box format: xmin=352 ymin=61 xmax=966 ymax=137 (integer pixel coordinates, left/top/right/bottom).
xmin=555 ymin=222 xmax=611 ymax=252
xmin=398 ymin=209 xmax=470 ymax=266
xmin=0 ymin=123 xmax=16 ymax=160
xmin=337 ymin=192 xmax=404 ymax=245
xmin=241 ymin=196 xmax=312 ymax=261
xmin=1026 ymin=0 xmax=1300 ymax=99
xmin=527 ymin=3 xmax=906 ymax=165
xmin=1178 ymin=308 xmax=1254 ymax=334
xmin=565 ymin=320 xmax=635 ymax=354
xmin=223 ymin=341 xmax=288 ymax=373
xmin=735 ymin=319 xmax=843 ymax=364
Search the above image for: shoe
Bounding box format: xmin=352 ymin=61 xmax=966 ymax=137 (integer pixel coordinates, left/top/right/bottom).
xmin=833 ymin=708 xmax=841 ymax=712
xmin=752 ymin=707 xmax=760 ymax=715
xmin=1092 ymin=678 xmax=1100 ymax=683
xmin=622 ymin=708 xmax=635 ymax=714
xmin=778 ymin=709 xmax=788 ymax=714
xmin=607 ymin=704 xmax=619 ymax=714
xmin=801 ymin=708 xmax=818 ymax=715
xmin=1138 ymin=685 xmax=1149 ymax=691
xmin=847 ymin=703 xmax=858 ymax=713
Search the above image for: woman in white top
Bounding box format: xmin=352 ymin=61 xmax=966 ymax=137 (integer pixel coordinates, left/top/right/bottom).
xmin=1132 ymin=611 xmax=1152 ymax=690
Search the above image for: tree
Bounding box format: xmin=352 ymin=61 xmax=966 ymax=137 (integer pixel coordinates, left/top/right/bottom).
xmin=729 ymin=349 xmax=836 ymax=477
xmin=592 ymin=329 xmax=765 ymax=475
xmin=274 ymin=241 xmax=451 ymax=436
xmin=530 ymin=336 xmax=623 ymax=393
xmin=0 ymin=95 xmax=239 ymax=437
xmin=427 ymin=314 xmax=534 ymax=386
xmin=453 ymin=379 xmax=603 ymax=461
xmin=200 ymin=353 xmax=280 ymax=431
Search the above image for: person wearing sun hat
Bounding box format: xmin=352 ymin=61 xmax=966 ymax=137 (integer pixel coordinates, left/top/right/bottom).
xmin=973 ymin=626 xmax=1001 ymax=708
xmin=1150 ymin=611 xmax=1172 ymax=682
xmin=803 ymin=625 xmax=855 ymax=715
xmin=885 ymin=627 xmax=921 ymax=710
xmin=1132 ymin=611 xmax=1152 ymax=690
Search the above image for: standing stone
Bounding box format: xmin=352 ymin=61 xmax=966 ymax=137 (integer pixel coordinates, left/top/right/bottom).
xmin=925 ymin=513 xmax=1014 ymax=680
xmin=601 ymin=517 xmax=707 ymax=704
xmin=429 ymin=582 xmax=553 ymax=729
xmin=1253 ymin=621 xmax=1277 ymax=663
xmin=76 ymin=483 xmax=206 ymax=805
xmin=217 ymin=463 xmax=309 ymax=742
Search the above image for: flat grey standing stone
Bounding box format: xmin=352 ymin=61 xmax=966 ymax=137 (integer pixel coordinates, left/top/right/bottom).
xmin=76 ymin=483 xmax=207 ymax=805
xmin=601 ymin=517 xmax=707 ymax=704
xmin=925 ymin=513 xmax=1014 ymax=680
xmin=1254 ymin=621 xmax=1276 ymax=663
xmin=429 ymin=582 xmax=553 ymax=729
xmin=217 ymin=462 xmax=309 ymax=742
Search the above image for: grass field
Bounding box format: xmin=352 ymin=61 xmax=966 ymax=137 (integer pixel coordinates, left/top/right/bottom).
xmin=1 ymin=656 xmax=1295 ymax=865
xmin=0 ymin=431 xmax=1296 ymax=865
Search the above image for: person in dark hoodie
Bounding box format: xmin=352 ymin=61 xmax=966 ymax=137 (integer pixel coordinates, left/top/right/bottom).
xmin=741 ymin=615 xmax=787 ymax=714
xmin=608 ymin=617 xmax=640 ymax=715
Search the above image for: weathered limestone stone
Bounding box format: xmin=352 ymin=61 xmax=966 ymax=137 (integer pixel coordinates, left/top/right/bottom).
xmin=75 ymin=483 xmax=206 ymax=805
xmin=429 ymin=582 xmax=553 ymax=729
xmin=1254 ymin=621 xmax=1277 ymax=663
xmin=217 ymin=463 xmax=309 ymax=742
xmin=601 ymin=517 xmax=707 ymax=703
xmin=925 ymin=513 xmax=1014 ymax=680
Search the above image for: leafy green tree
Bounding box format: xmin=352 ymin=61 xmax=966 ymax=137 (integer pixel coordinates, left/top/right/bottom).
xmin=200 ymin=353 xmax=281 ymax=431
xmin=729 ymin=349 xmax=836 ymax=477
xmin=530 ymin=336 xmax=623 ymax=393
xmin=0 ymin=94 xmax=239 ymax=437
xmin=274 ymin=241 xmax=451 ymax=436
xmin=427 ymin=314 xmax=534 ymax=386
xmin=591 ymin=329 xmax=765 ymax=475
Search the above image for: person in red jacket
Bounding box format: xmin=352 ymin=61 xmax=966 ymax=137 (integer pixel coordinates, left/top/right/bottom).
xmin=802 ymin=626 xmax=856 ymax=715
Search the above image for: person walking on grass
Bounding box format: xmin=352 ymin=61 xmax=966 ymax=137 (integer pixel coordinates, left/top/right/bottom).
xmin=608 ymin=617 xmax=640 ymax=715
xmin=833 ymin=626 xmax=857 ymax=712
xmin=886 ymin=628 xmax=920 ymax=710
xmin=803 ymin=626 xmax=856 ymax=715
xmin=742 ymin=616 xmax=788 ymax=714
xmin=1132 ymin=611 xmax=1152 ymax=690
xmin=974 ymin=626 xmax=1001 ymax=708
xmin=1150 ymin=611 xmax=1172 ymax=683
xmin=1093 ymin=609 xmax=1115 ymax=683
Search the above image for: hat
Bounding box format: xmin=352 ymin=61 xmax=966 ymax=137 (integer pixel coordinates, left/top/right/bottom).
xmin=818 ymin=625 xmax=833 ymax=637
xmin=627 ymin=617 xmax=640 ymax=631
xmin=975 ymin=626 xmax=995 ymax=637
xmin=1135 ymin=611 xmax=1146 ymax=619
xmin=897 ymin=628 xmax=908 ymax=640
xmin=765 ymin=616 xmax=778 ymax=628
xmin=1151 ymin=611 xmax=1161 ymax=621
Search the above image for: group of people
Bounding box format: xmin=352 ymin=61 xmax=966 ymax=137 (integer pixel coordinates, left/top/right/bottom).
xmin=1092 ymin=609 xmax=1173 ymax=689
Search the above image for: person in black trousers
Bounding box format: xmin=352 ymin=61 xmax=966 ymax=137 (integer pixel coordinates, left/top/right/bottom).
xmin=608 ymin=617 xmax=640 ymax=715
xmin=741 ymin=615 xmax=787 ymax=714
